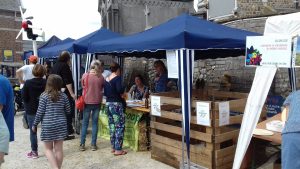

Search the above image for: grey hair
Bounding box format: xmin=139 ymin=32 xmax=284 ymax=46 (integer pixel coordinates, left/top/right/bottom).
xmin=90 ymin=60 xmax=102 ymax=72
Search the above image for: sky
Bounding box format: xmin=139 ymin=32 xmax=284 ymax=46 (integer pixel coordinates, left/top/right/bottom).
xmin=21 ymin=0 xmax=102 ymax=41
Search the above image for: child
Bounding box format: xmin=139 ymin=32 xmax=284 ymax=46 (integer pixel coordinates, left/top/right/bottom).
xmin=32 ymin=74 xmax=70 ymax=169
xmin=23 ymin=64 xmax=46 ymax=159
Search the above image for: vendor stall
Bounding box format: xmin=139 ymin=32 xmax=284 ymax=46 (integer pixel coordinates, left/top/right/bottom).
xmin=88 ymin=14 xmax=259 ymax=168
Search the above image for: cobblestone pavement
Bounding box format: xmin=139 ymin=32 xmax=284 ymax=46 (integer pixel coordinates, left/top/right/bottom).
xmin=1 ymin=112 xmax=174 ymax=169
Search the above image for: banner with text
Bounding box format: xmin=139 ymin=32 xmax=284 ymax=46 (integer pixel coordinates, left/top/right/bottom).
xmin=245 ymin=36 xmax=292 ymax=67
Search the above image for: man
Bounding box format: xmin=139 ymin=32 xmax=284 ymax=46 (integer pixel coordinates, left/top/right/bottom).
xmin=0 ymin=75 xmax=14 ymax=167
xmin=51 ymin=51 xmax=76 ymax=140
xmin=16 ymin=55 xmax=38 ymax=129
xmin=16 ymin=55 xmax=38 ymax=88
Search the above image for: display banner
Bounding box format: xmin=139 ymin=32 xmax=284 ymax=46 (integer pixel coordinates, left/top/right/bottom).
xmin=245 ymin=36 xmax=292 ymax=67
xmin=98 ymin=106 xmax=144 ymax=151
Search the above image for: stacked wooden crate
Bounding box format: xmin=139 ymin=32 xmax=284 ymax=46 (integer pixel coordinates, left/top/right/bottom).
xmin=150 ymin=89 xmax=249 ymax=169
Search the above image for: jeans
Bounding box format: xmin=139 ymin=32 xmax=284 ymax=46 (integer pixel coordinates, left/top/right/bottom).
xmin=80 ymin=104 xmax=100 ymax=146
xmin=26 ymin=114 xmax=38 ymax=151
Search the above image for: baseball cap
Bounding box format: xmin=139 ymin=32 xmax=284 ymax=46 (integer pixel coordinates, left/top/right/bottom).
xmin=28 ymin=55 xmax=38 ymax=63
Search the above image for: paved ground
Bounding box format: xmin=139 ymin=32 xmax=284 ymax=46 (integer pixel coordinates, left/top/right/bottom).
xmin=1 ymin=112 xmax=174 ymax=169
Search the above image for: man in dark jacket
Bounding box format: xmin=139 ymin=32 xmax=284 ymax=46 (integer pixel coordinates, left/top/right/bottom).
xmin=51 ymin=51 xmax=75 ymax=140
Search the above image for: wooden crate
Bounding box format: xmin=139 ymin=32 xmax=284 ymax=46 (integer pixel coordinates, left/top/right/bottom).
xmin=150 ymin=89 xmax=249 ymax=169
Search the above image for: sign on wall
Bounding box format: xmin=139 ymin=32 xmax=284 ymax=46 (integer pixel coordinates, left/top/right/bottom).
xmin=219 ymin=101 xmax=230 ymax=126
xmin=266 ymin=95 xmax=285 ymax=118
xmin=245 ymin=36 xmax=292 ymax=67
xmin=166 ymin=50 xmax=178 ymax=78
xmin=151 ymin=96 xmax=161 ymax=116
xmin=196 ymin=102 xmax=211 ymax=126
xmin=3 ymin=50 xmax=13 ymax=62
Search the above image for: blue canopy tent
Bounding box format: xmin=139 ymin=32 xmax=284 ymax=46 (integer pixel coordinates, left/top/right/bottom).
xmin=88 ymin=13 xmax=260 ymax=167
xmin=38 ymin=35 xmax=62 ymax=50
xmin=37 ymin=28 xmax=121 ymax=57
xmin=22 ymin=35 xmax=62 ymax=64
xmin=73 ymin=28 xmax=121 ymax=54
xmin=38 ymin=38 xmax=75 ymax=58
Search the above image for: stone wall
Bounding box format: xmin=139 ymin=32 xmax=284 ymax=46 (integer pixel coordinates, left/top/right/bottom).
xmin=100 ymin=0 xmax=191 ymax=35
xmin=237 ymin=0 xmax=295 ymax=18
xmin=0 ymin=9 xmax=22 ymax=63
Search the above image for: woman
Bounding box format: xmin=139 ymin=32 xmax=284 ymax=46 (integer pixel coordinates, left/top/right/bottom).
xmin=80 ymin=60 xmax=104 ymax=151
xmin=32 ymin=75 xmax=70 ymax=169
xmin=51 ymin=51 xmax=75 ymax=140
xmin=23 ymin=64 xmax=47 ymax=159
xmin=104 ymin=62 xmax=127 ymax=156
xmin=281 ymin=90 xmax=300 ymax=169
xmin=128 ymin=74 xmax=149 ymax=100
xmin=153 ymin=60 xmax=169 ymax=93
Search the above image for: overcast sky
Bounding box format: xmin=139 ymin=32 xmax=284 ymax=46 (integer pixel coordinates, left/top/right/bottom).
xmin=21 ymin=0 xmax=102 ymax=41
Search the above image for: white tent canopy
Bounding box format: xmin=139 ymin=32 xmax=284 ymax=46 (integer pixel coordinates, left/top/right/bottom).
xmin=264 ymin=12 xmax=300 ymax=35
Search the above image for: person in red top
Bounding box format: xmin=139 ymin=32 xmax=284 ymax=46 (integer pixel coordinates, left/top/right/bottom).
xmin=79 ymin=60 xmax=104 ymax=151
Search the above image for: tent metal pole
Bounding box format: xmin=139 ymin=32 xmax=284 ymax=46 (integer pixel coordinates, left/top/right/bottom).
xmin=181 ymin=120 xmax=185 ymax=169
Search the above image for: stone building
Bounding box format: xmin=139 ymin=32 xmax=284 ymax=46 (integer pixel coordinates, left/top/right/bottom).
xmin=99 ymin=0 xmax=300 ymax=96
xmin=0 ymin=0 xmax=23 ymax=78
xmin=0 ymin=0 xmax=22 ymax=63
xmin=99 ymin=0 xmax=193 ymax=34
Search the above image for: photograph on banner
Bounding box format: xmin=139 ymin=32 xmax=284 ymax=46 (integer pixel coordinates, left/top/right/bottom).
xmin=245 ymin=36 xmax=292 ymax=67
xmin=150 ymin=96 xmax=161 ymax=116
xmin=196 ymin=102 xmax=211 ymax=126
xmin=166 ymin=50 xmax=178 ymax=78
xmin=219 ymin=101 xmax=229 ymax=126
xmin=292 ymin=37 xmax=300 ymax=67
xmin=3 ymin=50 xmax=13 ymax=62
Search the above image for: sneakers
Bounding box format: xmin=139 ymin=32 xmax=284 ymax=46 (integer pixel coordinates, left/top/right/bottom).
xmin=79 ymin=144 xmax=97 ymax=151
xmin=91 ymin=145 xmax=98 ymax=151
xmin=22 ymin=117 xmax=29 ymax=129
xmin=26 ymin=151 xmax=38 ymax=159
xmin=79 ymin=144 xmax=85 ymax=151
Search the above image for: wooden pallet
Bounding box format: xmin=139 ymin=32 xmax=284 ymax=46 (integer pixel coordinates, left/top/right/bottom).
xmin=150 ymin=89 xmax=250 ymax=169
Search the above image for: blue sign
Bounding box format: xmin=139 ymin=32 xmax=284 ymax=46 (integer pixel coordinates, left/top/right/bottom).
xmin=266 ymin=95 xmax=285 ymax=118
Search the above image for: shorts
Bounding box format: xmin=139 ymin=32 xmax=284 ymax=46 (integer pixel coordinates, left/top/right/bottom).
xmin=0 ymin=111 xmax=9 ymax=154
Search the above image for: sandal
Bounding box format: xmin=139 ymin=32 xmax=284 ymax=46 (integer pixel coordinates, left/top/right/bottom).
xmin=114 ymin=150 xmax=127 ymax=156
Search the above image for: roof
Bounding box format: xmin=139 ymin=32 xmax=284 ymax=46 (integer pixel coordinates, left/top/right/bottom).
xmin=88 ymin=14 xmax=260 ymax=55
xmin=0 ymin=0 xmax=22 ymax=11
